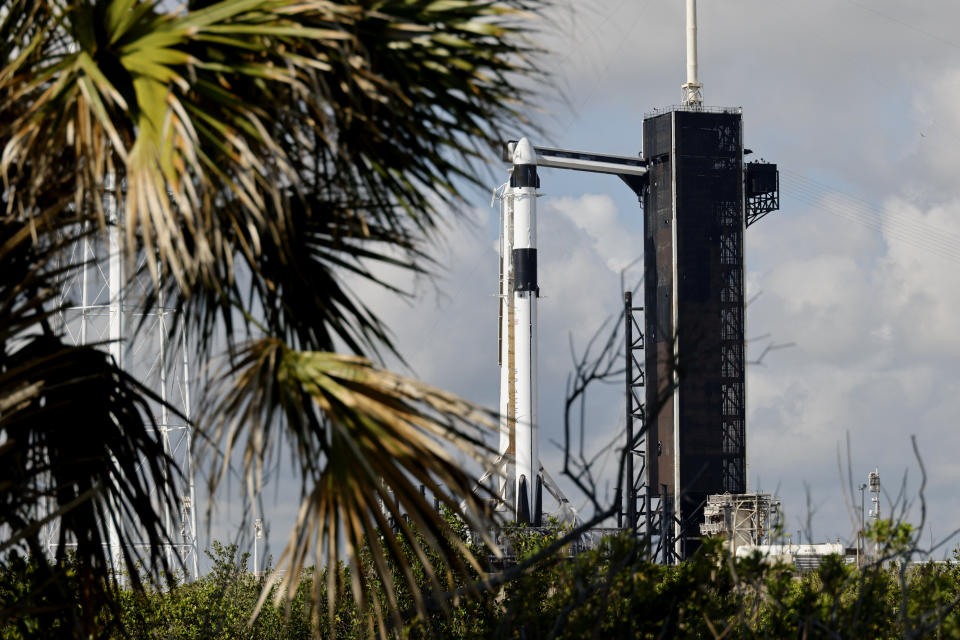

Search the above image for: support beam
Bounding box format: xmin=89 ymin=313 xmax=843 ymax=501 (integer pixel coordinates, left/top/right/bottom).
xmin=504 ymin=142 xmax=647 ymax=177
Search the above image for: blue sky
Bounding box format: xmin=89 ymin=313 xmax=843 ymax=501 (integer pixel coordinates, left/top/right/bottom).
xmin=214 ymin=0 xmax=960 ymax=566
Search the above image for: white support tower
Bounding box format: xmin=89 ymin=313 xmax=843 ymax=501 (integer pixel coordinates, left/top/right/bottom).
xmin=868 ymin=469 xmax=880 ymax=557
xmin=48 ymin=176 xmax=200 ymax=580
xmin=868 ymin=469 xmax=880 ymax=522
xmin=253 ymin=518 xmax=264 ymax=578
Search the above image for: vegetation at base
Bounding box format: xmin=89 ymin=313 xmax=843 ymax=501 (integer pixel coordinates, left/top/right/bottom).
xmin=3 ymin=521 xmax=960 ymax=639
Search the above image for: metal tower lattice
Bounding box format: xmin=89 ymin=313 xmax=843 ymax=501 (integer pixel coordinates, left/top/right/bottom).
xmin=46 ymin=176 xmax=199 ymax=580
xmin=622 ymin=292 xmax=683 ymax=564
xmin=622 ymin=290 xmax=645 ymax=532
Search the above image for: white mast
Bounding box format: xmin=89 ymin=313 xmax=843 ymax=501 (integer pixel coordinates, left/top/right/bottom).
xmin=681 ymin=0 xmax=703 ymax=107
xmin=106 ymin=172 xmax=123 ymax=576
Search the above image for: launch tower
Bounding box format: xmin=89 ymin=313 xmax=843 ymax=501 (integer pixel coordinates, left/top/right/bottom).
xmin=643 ymin=0 xmax=779 ymax=557
xmin=493 ymin=0 xmax=779 ymax=559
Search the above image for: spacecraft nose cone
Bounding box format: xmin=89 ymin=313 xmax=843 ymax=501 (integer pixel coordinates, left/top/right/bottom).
xmin=513 ymin=137 xmax=537 ymax=165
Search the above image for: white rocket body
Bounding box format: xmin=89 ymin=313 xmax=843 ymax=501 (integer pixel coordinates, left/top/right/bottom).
xmin=507 ymin=138 xmax=539 ymax=521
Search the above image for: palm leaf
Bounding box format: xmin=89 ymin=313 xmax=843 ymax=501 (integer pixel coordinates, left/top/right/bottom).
xmin=2 ymin=0 xmax=547 ymax=631
xmin=2 ymin=0 xmax=545 ymax=359
xmin=0 ymin=218 xmax=182 ymax=634
xmin=203 ymin=338 xmax=500 ymax=633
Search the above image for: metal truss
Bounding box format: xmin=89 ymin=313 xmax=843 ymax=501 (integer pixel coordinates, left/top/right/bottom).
xmin=746 ymin=162 xmax=780 ymax=227
xmin=622 ymin=291 xmax=645 ymax=531
xmin=45 ymin=178 xmax=199 ymax=580
xmin=622 ymin=291 xmax=684 ymax=565
xmin=700 ymin=493 xmax=780 ymax=554
xmin=717 ymin=199 xmax=746 ymax=495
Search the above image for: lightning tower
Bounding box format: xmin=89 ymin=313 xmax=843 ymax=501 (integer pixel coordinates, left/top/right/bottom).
xmin=47 ymin=176 xmax=200 ymax=579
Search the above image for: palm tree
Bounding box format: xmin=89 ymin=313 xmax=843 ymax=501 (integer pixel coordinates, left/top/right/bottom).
xmin=0 ymin=0 xmax=542 ymax=634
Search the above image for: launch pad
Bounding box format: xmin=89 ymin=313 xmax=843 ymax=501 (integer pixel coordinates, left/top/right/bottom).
xmin=489 ymin=0 xmax=780 ymax=561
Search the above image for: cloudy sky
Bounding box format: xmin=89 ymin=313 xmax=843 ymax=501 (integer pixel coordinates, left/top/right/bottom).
xmin=225 ymin=0 xmax=960 ymax=563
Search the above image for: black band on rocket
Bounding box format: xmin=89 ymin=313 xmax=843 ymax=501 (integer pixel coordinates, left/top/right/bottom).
xmin=513 ymin=248 xmax=537 ymax=292
xmin=510 ymin=164 xmax=540 ymax=188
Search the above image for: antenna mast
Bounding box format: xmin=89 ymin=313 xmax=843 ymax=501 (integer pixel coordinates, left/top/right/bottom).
xmin=681 ymin=0 xmax=703 ymax=106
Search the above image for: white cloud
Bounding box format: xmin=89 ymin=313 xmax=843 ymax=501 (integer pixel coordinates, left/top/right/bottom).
xmin=549 ymin=193 xmax=641 ymax=272
xmin=746 ymin=147 xmax=960 ymax=547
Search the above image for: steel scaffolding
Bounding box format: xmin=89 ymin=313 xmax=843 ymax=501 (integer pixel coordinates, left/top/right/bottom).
xmin=622 ymin=292 xmax=683 ymax=564
xmin=46 ymin=176 xmax=199 ymax=580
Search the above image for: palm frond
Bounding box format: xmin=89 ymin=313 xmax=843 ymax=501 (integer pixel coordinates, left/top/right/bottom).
xmin=202 ymin=338 xmax=500 ymax=632
xmin=2 ymin=0 xmax=545 ymax=361
xmin=0 ymin=216 xmax=182 ymax=634
xmin=0 ymin=338 xmax=183 ymax=633
xmin=1 ymin=0 xmax=548 ymax=631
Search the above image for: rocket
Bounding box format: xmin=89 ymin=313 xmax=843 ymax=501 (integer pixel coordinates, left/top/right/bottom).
xmin=498 ymin=138 xmax=541 ymax=524
xmin=493 ymin=137 xmax=649 ymax=525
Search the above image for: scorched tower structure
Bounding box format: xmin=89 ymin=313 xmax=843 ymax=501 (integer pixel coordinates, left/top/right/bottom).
xmin=492 ymin=0 xmax=779 ymax=560
xmin=642 ymin=0 xmax=778 ymax=556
